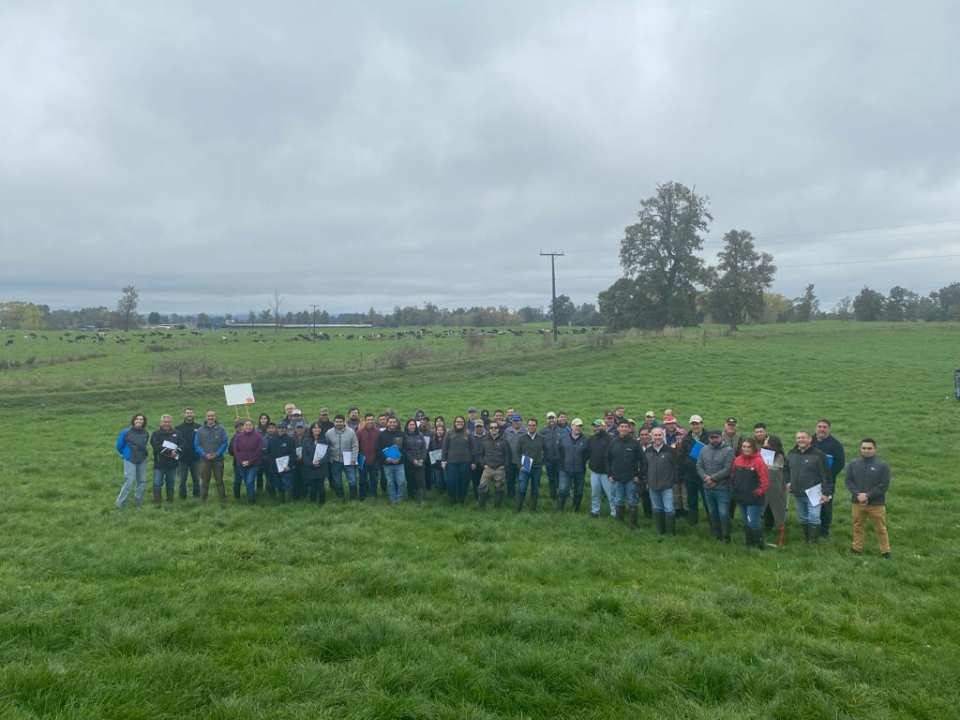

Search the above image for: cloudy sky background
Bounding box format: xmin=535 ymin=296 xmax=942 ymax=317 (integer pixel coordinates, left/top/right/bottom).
xmin=2 ymin=1 xmax=959 ymax=314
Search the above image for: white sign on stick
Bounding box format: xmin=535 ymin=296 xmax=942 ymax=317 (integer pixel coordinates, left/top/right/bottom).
xmin=224 ymin=383 xmax=255 ymax=407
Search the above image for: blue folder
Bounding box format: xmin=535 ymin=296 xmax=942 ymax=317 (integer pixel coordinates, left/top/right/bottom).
xmin=382 ymin=445 xmax=401 ymax=460
xmin=688 ymin=440 xmax=705 ymax=460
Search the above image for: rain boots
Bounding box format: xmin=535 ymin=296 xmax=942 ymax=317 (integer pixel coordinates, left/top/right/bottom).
xmin=556 ymin=495 xmax=567 ymax=512
xmin=665 ymin=512 xmax=676 ymax=535
xmin=165 ymin=486 xmax=173 ymax=504
xmin=629 ymin=507 xmax=639 ymax=530
xmin=153 ymin=488 xmax=162 ymax=506
xmin=615 ymin=505 xmax=625 ymax=522
xmin=709 ymin=516 xmax=721 ymax=540
xmin=720 ymin=518 xmax=731 ymax=543
xmin=654 ymin=511 xmax=666 ymax=535
xmin=495 ymin=489 xmax=504 ymax=508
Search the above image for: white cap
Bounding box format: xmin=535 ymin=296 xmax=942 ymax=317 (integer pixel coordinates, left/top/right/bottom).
xmin=571 ymin=418 xmax=583 ymax=426
xmin=689 ymin=414 xmax=703 ymax=424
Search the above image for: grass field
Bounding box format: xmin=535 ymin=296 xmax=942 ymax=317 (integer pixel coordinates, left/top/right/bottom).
xmin=1 ymin=321 xmax=959 ymax=719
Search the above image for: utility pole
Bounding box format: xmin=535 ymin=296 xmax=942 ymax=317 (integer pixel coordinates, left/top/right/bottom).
xmin=309 ymin=304 xmax=320 ymax=337
xmin=539 ymin=250 xmax=564 ymax=342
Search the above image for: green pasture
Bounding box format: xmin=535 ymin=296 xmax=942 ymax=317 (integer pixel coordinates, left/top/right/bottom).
xmin=0 ymin=321 xmax=958 ymax=719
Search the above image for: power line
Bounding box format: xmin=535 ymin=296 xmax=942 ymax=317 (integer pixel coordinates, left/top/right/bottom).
xmin=701 ymin=218 xmax=960 ymax=246
xmin=778 ymin=252 xmax=960 ymax=270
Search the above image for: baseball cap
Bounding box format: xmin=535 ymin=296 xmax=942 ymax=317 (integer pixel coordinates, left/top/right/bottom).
xmin=546 ymin=411 xmax=557 ymax=419
xmin=294 ymin=420 xmax=306 ymax=429
xmin=689 ymin=414 xmax=703 ymax=424
xmin=292 ymin=408 xmax=302 ymax=415
xmin=571 ymin=418 xmax=583 ymax=426
xmin=708 ymin=429 xmax=722 ymax=437
xmin=645 ymin=410 xmax=655 ymax=418
xmin=592 ymin=419 xmax=604 ymax=427
xmin=725 ymin=416 xmax=737 ymax=424
xmin=319 ymin=407 xmax=329 ymax=415
xmin=467 ymin=406 xmax=478 ymax=413
xmin=663 ymin=415 xmax=677 ymax=424
xmin=511 ymin=414 xmax=522 ymax=421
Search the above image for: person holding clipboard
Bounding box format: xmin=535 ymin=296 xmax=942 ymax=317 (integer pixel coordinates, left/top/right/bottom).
xmin=301 ymin=422 xmax=330 ymax=505
xmin=150 ymin=414 xmax=181 ymax=506
xmin=786 ymin=430 xmax=830 ymax=544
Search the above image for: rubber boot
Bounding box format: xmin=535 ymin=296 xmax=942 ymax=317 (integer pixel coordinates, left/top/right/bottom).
xmin=709 ymin=516 xmax=721 ymax=540
xmin=153 ymin=488 xmax=162 ymax=506
xmin=573 ymin=494 xmax=582 ymax=513
xmin=775 ymin=524 xmax=786 ymax=549
xmin=744 ymin=526 xmax=753 ymax=547
xmin=754 ymin=528 xmax=765 ymax=550
xmin=166 ymin=487 xmax=174 ymax=503
xmin=615 ymin=505 xmax=625 ymax=522
xmin=200 ymin=480 xmax=209 ymax=502
xmin=531 ymin=495 xmax=538 ymax=512
xmin=495 ymin=489 xmax=504 ymax=508
xmin=629 ymin=507 xmax=639 ymax=530
xmin=641 ymin=493 xmax=653 ymax=519
xmin=665 ymin=513 xmax=676 ymax=535
xmin=479 ymin=492 xmax=488 ymax=510
xmin=687 ymin=505 xmax=698 ymax=526
xmin=654 ymin=511 xmax=666 ymax=535
xmin=516 ymin=493 xmax=525 ymax=512
xmin=349 ymin=485 xmax=358 ymax=501
xmin=557 ymin=495 xmax=567 ymax=512
xmin=720 ymin=518 xmax=731 ymax=543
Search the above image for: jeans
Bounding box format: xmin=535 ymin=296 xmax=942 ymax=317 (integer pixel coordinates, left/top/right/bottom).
xmin=153 ymin=467 xmax=177 ymax=493
xmin=739 ymin=503 xmax=762 ymax=530
xmin=446 ymin=462 xmax=471 ymax=503
xmin=685 ymin=472 xmax=706 ymax=517
xmin=431 ymin=464 xmax=446 ymax=493
xmin=278 ymin=471 xmax=295 ymax=494
xmin=383 ymin=463 xmax=407 ymax=503
xmin=611 ymin=479 xmax=639 ymax=509
xmin=558 ymin=469 xmax=585 ymax=505
xmin=116 ymin=460 xmax=147 ymax=507
xmin=177 ymin=459 xmax=200 ymax=498
xmin=306 ymin=473 xmax=326 ymax=503
xmin=517 ymin=464 xmax=542 ymax=502
xmin=590 ymin=471 xmax=613 ymax=515
xmin=794 ymin=494 xmax=822 ymax=526
xmin=648 ymin=486 xmax=675 ymax=514
xmin=330 ymin=462 xmax=357 ymax=496
xmin=704 ymin=487 xmax=731 ymax=521
xmin=506 ymin=463 xmax=518 ymax=497
xmin=359 ymin=465 xmax=379 ymax=498
xmin=237 ymin=465 xmax=257 ymax=504
xmin=820 ymin=496 xmax=835 ymax=531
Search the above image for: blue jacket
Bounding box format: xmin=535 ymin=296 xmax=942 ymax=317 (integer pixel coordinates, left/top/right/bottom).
xmin=116 ymin=427 xmax=150 ymax=463
xmin=194 ymin=423 xmax=229 ymax=459
xmin=559 ymin=431 xmax=589 ymax=473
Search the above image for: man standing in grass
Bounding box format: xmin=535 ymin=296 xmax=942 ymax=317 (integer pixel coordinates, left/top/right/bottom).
xmin=175 ymin=408 xmax=200 ymax=498
xmin=678 ymin=414 xmax=708 ymax=526
xmin=478 ymin=421 xmax=510 ymax=509
xmin=194 ymin=409 xmax=228 ymax=504
xmin=812 ymin=419 xmax=846 ymax=539
xmin=787 ymin=430 xmax=830 ymax=543
xmin=698 ymin=430 xmax=735 ymax=541
xmin=645 ymin=427 xmax=679 ymax=536
xmin=557 ymin=418 xmax=589 ymax=512
xmin=150 ymin=414 xmax=181 ymax=505
xmin=588 ymin=419 xmax=614 ymax=518
xmin=356 ymin=414 xmax=380 ymax=499
xmin=607 ymin=419 xmax=644 ymax=526
xmin=542 ymin=411 xmax=562 ymax=500
xmin=516 ymin=418 xmax=545 ymax=512
xmin=327 ymin=414 xmax=360 ymax=500
xmin=721 ymin=417 xmax=741 ymax=454
xmin=503 ymin=414 xmax=524 ymax=499
xmin=845 ymin=438 xmax=892 ymax=558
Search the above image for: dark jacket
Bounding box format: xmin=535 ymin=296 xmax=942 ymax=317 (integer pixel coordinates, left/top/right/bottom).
xmin=116 ymin=426 xmax=150 ymax=464
xmin=679 ymin=430 xmax=709 ymax=477
xmin=517 ymin=432 xmax=546 ymax=466
xmin=442 ymin=430 xmax=474 ymax=464
xmin=471 ymin=430 xmax=487 ymax=464
xmin=587 ymin=432 xmax=612 ymax=474
xmin=403 ymin=431 xmax=427 ymax=465
xmin=786 ymin=446 xmax=830 ymax=496
xmin=479 ymin=433 xmax=511 ymax=467
xmin=844 ymin=456 xmax=890 ymax=505
xmin=607 ymin=435 xmax=645 ymax=483
xmin=731 ymin=454 xmax=769 ymax=505
xmin=378 ymin=429 xmax=405 ymax=464
xmin=503 ymin=425 xmax=524 ymax=465
xmin=149 ymin=428 xmax=181 ymax=470
xmin=559 ymin=431 xmax=589 ymax=474
xmin=266 ymin=434 xmax=296 ymax=474
xmin=812 ymin=434 xmax=846 ymax=485
xmin=232 ymin=429 xmax=263 ymax=467
xmin=194 ymin=423 xmax=228 ymax=459
xmin=174 ymin=420 xmax=199 ymax=462
xmin=356 ymin=426 xmax=381 ymax=468
xmin=644 ymin=443 xmax=677 ymax=491
xmin=300 ymin=435 xmax=330 ymax=480
xmin=541 ymin=425 xmax=563 ymax=463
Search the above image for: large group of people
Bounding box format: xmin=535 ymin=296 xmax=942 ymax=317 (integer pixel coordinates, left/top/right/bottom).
xmin=114 ymin=404 xmax=893 ymax=556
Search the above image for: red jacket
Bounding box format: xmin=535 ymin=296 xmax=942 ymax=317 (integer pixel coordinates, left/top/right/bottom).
xmin=732 ymin=453 xmax=769 ymax=497
xmin=356 ymin=426 xmax=381 ymax=466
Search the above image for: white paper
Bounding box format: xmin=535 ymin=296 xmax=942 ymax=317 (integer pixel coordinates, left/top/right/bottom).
xmin=224 ymin=382 xmax=255 ymax=407
xmin=429 ymin=449 xmax=443 ymax=464
xmin=313 ymin=444 xmax=328 ymax=463
xmin=760 ymin=448 xmax=775 ymax=466
xmin=342 ymin=450 xmax=354 ymax=466
xmin=275 ymin=456 xmax=290 ymax=473
xmin=805 ymin=483 xmax=822 ymax=507
xmin=295 ymin=446 xmax=303 ymax=460
xmin=161 ymin=440 xmax=179 ymax=451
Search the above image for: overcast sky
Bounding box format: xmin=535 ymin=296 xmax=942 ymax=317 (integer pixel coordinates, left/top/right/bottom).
xmin=2 ymin=1 xmax=959 ymax=314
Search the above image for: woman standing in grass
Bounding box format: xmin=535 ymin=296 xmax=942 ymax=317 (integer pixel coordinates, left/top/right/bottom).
xmin=731 ymin=438 xmax=770 ymax=549
xmin=256 ymin=413 xmax=270 ymax=495
xmin=762 ymin=435 xmax=788 ymax=548
xmin=403 ymin=418 xmax=428 ymax=505
xmin=442 ymin=416 xmax=474 ymax=504
xmin=232 ymin=419 xmax=263 ymax=504
xmin=301 ymin=422 xmax=330 ymax=505
xmin=115 ymin=413 xmax=149 ymax=508
xmin=431 ymin=419 xmax=447 ymax=495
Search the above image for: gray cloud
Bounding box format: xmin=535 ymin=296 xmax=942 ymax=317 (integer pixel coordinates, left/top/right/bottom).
xmin=2 ymin=0 xmax=958 ymax=314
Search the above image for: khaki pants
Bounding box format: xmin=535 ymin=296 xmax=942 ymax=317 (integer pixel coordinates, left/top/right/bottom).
xmin=200 ymin=458 xmax=226 ymax=501
xmin=852 ymin=503 xmax=890 ymax=553
xmin=479 ymin=466 xmax=506 ymax=493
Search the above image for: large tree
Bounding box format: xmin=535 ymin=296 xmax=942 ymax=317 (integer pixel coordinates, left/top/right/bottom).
xmin=853 ymin=287 xmax=885 ymax=321
xmin=598 ymin=277 xmax=642 ymax=330
xmin=116 ymin=285 xmax=140 ymax=331
xmin=708 ymin=229 xmax=776 ymax=330
xmin=547 ymin=294 xmax=576 ymax=326
xmin=604 ymin=181 xmax=712 ymax=330
xmin=791 ymin=284 xmax=819 ymax=322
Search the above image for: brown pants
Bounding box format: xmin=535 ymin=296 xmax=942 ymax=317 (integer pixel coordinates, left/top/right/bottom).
xmin=852 ymin=503 xmax=890 ymax=553
xmin=200 ymin=458 xmax=226 ymax=500
xmin=479 ymin=466 xmax=506 ymax=493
